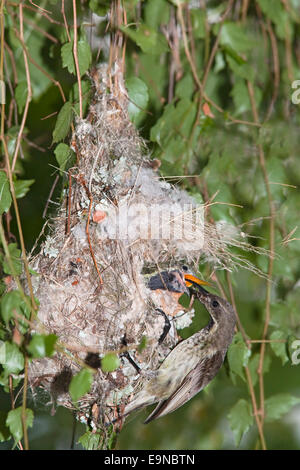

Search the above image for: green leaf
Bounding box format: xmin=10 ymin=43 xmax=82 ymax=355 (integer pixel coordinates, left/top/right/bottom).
xmin=27 ymin=333 xmax=57 ymax=358
xmin=191 ymin=9 xmax=206 ymax=39
xmin=145 ymin=0 xmax=170 ymax=29
xmin=6 ymin=407 xmax=34 ymax=442
xmin=214 ymin=51 xmax=226 ymax=73
xmin=78 ymin=430 xmax=101 ymax=450
xmin=69 ymin=368 xmax=94 ymax=403
xmin=0 ymin=341 xmax=5 ymax=362
xmin=150 ymin=98 xmax=197 ymax=154
xmin=126 ymin=77 xmax=149 ymax=124
xmin=77 ymin=38 xmax=92 ymax=75
xmin=13 ymin=179 xmax=35 ymax=199
xmin=257 ymin=0 xmax=290 ymax=40
xmin=8 ymin=25 xmax=21 ymax=49
xmin=1 ymin=290 xmax=23 ymax=324
xmin=0 ymin=342 xmax=24 ymax=374
xmin=226 ymin=54 xmax=254 ymax=81
xmin=54 ymin=143 xmax=72 ymax=173
xmin=1 ymin=243 xmax=22 ymax=276
xmin=231 ymin=79 xmax=249 ymax=115
xmin=269 ymin=301 xmax=290 ymax=330
xmin=218 ymin=22 xmax=255 ymax=53
xmin=228 ymin=399 xmax=254 ymax=446
xmin=89 ymin=0 xmax=111 ymax=16
xmin=0 ymin=171 xmax=12 ymax=215
xmin=0 ymin=290 xmax=31 ymax=334
xmin=135 ymin=52 xmax=168 ymax=115
xmin=12 ymin=27 xmax=52 ymax=99
xmin=223 ymin=45 xmax=247 ymax=65
xmin=138 ymin=335 xmax=147 ymax=353
xmin=61 ymin=42 xmax=75 ymax=74
xmin=265 ymin=394 xmax=300 ymax=422
xmin=227 ymin=332 xmax=251 ymax=383
xmin=175 ymin=74 xmax=194 ymax=100
xmin=15 ymin=81 xmax=27 ymax=114
xmin=270 ymin=330 xmax=288 ymax=365
xmin=101 ymin=353 xmax=120 ymax=373
xmin=52 ymin=101 xmax=73 ymax=143
xmin=230 ymin=79 xmax=262 ymax=116
xmin=69 ymin=79 xmax=91 ymax=117
xmin=61 ymin=39 xmax=92 ymax=76
xmin=28 ymin=266 xmax=39 ymax=276
xmin=0 ymin=411 xmax=10 ymax=442
xmin=120 ymin=24 xmax=168 ymax=55
xmin=106 ymin=426 xmax=118 ymax=450
xmin=248 ymin=353 xmax=271 ymax=388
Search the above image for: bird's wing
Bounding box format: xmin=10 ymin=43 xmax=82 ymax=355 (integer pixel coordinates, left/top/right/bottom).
xmin=144 ymin=350 xmax=224 ymax=424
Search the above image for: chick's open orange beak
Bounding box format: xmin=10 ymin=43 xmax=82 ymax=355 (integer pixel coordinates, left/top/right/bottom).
xmin=184 ymin=273 xmax=210 ymax=288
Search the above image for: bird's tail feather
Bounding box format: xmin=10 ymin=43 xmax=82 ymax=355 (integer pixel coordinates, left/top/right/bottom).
xmin=123 ymin=392 xmax=155 ymax=417
xmin=143 ymin=400 xmax=167 ymax=424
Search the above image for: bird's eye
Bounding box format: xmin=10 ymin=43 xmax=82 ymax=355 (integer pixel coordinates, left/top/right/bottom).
xmin=182 ymin=265 xmax=188 ymax=272
xmin=212 ymin=300 xmax=219 ymax=308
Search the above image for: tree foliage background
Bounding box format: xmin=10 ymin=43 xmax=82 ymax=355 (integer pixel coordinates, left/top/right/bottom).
xmin=0 ymin=0 xmax=300 ymax=450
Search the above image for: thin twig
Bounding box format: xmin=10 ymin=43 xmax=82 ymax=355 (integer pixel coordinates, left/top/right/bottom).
xmin=247 ymin=339 xmax=287 ymax=344
xmin=225 ymin=272 xmax=266 ymax=449
xmin=198 ymin=170 xmax=267 ymax=449
xmin=284 ymin=17 xmax=294 ymax=83
xmin=21 ymin=356 xmax=29 ymax=450
xmin=61 ymin=0 xmax=71 ymax=42
xmin=72 ymin=0 xmax=82 ymax=119
xmin=3 ymin=43 xmax=18 ymax=127
xmin=247 ymin=80 xmax=275 ymax=445
xmin=202 ymin=0 xmax=235 ymax=92
xmin=226 ymin=272 xmax=249 ymax=345
xmin=245 ymin=366 xmax=267 ymax=450
xmin=241 ymin=0 xmax=250 ymax=22
xmin=11 ymin=5 xmax=32 ymax=173
xmin=4 ymin=40 xmax=18 ymax=84
xmin=66 ymin=171 xmax=72 ymax=235
xmin=12 ymin=28 xmax=66 ymax=103
xmin=77 ymin=175 xmax=103 ymax=286
xmin=264 ymin=19 xmax=280 ymax=122
xmin=24 ymin=17 xmax=59 ymax=43
xmin=177 ymin=2 xmax=260 ymax=129
xmin=42 ymin=174 xmax=60 ymax=219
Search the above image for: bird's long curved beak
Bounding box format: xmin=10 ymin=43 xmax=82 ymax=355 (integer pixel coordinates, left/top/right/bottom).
xmin=184 ymin=274 xmax=210 ymax=288
xmin=184 ymin=274 xmax=210 ymax=295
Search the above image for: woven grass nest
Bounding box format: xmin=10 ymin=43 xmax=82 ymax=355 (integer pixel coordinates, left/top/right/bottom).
xmin=27 ymin=63 xmax=264 ymax=438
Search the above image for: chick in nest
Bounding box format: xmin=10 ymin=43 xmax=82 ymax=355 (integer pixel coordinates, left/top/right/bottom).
xmin=147 ymin=267 xmax=209 ymax=317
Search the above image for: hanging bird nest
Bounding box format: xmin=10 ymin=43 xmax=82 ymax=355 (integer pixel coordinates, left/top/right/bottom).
xmin=27 ymin=62 xmax=266 ymax=441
